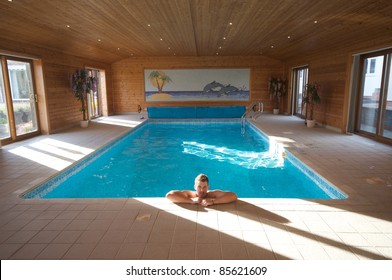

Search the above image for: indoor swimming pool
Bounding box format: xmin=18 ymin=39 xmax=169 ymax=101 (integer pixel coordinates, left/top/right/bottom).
xmin=22 ymin=120 xmax=347 ymax=199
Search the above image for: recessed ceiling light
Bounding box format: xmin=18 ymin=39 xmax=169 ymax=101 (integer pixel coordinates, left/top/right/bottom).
xmin=218 ymin=46 xmax=222 ymax=49
xmin=147 ymin=24 xmax=151 ymax=27
xmin=287 ymin=36 xmax=291 ymax=39
xmin=168 ymin=47 xmax=171 ymax=50
xmin=117 ymin=48 xmax=120 ymax=51
xmin=98 ymin=39 xmax=101 ymax=42
xmin=216 ymin=52 xmax=219 ymax=55
xmin=66 ymin=25 xmax=71 ymax=28
xmin=314 ymin=20 xmax=318 ymax=24
xmin=271 ymin=45 xmax=274 ymax=48
xmin=229 ymin=22 xmax=233 ymax=26
xmin=160 ymin=38 xmax=163 ymax=41
xmin=223 ymin=37 xmax=226 ymax=40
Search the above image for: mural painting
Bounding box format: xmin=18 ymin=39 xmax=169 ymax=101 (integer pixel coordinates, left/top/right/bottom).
xmin=144 ymin=68 xmax=250 ymax=102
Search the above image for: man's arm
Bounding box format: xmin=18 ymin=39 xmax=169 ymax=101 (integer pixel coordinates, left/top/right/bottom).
xmin=166 ymin=190 xmax=197 ymax=204
xmin=202 ymin=190 xmax=237 ymax=206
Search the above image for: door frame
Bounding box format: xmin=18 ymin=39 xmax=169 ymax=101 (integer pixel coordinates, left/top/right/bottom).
xmin=355 ymin=49 xmax=392 ymax=144
xmin=0 ymin=56 xmax=40 ymax=145
xmin=291 ymin=66 xmax=309 ymax=119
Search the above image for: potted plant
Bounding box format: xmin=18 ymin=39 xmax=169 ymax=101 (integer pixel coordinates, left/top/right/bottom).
xmin=268 ymin=77 xmax=286 ymax=114
xmin=71 ymin=68 xmax=97 ymax=127
xmin=303 ymin=82 xmax=321 ymax=128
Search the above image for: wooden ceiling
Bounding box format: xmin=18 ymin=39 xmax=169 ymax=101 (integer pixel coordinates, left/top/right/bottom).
xmin=1 ymin=0 xmax=392 ymax=64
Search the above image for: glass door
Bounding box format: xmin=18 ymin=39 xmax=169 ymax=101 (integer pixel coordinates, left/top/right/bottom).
xmin=358 ymin=55 xmax=384 ymax=134
xmin=0 ymin=57 xmax=39 ymax=143
xmin=87 ymin=69 xmax=100 ymax=119
xmin=292 ymin=67 xmax=308 ymax=117
xmin=7 ymin=59 xmax=38 ymax=137
xmin=0 ymin=64 xmax=11 ymax=140
xmin=357 ymin=50 xmax=392 ymax=142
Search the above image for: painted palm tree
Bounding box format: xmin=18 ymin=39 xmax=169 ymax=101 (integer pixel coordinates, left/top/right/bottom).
xmin=148 ymin=70 xmax=172 ymax=93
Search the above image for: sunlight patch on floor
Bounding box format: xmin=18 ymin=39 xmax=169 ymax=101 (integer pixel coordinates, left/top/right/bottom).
xmin=9 ymin=138 xmax=94 ymax=171
xmin=93 ymin=116 xmax=144 ymax=127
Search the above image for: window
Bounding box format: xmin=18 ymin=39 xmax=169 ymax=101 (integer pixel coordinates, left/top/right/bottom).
xmin=369 ymin=59 xmax=376 ymax=74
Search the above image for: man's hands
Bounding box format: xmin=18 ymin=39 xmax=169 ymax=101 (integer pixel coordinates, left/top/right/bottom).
xmin=191 ymin=197 xmax=214 ymax=206
xmin=199 ymin=198 xmax=214 ymax=206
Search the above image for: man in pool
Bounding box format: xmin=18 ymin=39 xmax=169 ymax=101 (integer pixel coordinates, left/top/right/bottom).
xmin=166 ymin=174 xmax=237 ymax=207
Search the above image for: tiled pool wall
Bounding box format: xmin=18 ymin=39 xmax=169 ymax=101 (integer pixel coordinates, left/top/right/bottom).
xmin=22 ymin=118 xmax=347 ymax=199
xmin=147 ymin=105 xmax=246 ymax=119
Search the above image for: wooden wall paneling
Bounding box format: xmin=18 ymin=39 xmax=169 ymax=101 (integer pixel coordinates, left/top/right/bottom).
xmin=0 ymin=39 xmax=112 ymax=133
xmin=286 ymin=37 xmax=392 ymax=132
xmin=2 ymin=0 xmax=391 ymax=133
xmin=287 ymin=51 xmax=348 ymax=129
xmin=111 ymin=55 xmax=285 ymax=113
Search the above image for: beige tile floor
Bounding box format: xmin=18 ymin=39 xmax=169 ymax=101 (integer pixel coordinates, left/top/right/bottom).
xmin=0 ymin=113 xmax=391 ymax=260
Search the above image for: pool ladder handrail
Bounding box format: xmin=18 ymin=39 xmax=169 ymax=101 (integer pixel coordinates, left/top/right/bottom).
xmin=241 ymin=101 xmax=264 ymax=130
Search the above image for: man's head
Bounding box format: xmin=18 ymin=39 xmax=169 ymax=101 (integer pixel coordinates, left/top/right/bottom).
xmin=194 ymin=173 xmax=209 ymax=198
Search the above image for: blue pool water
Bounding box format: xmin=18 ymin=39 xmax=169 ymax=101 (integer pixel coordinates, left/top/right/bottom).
xmin=23 ymin=120 xmax=347 ymax=199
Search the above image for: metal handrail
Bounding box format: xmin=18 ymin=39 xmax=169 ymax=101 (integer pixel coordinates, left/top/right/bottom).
xmin=241 ymin=101 xmax=263 ymax=131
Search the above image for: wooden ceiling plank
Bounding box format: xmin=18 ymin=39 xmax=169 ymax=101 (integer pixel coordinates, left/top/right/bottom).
xmin=0 ymin=0 xmax=391 ymax=62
